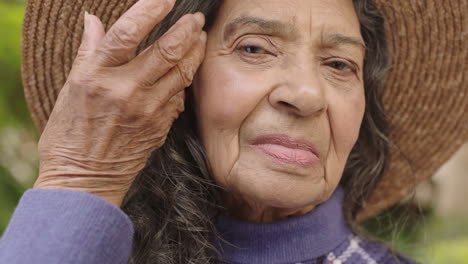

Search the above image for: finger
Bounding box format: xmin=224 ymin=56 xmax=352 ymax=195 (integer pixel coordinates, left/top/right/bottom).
xmin=75 ymin=12 xmax=106 ymax=64
xmin=151 ymin=90 xmax=186 ymax=127
xmin=151 ymin=31 xmax=207 ymax=104
xmin=161 ymin=90 xmax=185 ymax=117
xmin=124 ymin=13 xmax=205 ymax=86
xmin=96 ymin=0 xmax=176 ymax=67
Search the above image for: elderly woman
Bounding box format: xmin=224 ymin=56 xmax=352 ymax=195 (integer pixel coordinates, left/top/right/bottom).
xmin=0 ymin=0 xmax=466 ymax=263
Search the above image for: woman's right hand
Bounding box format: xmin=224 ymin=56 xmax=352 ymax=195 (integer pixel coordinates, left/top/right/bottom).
xmin=34 ymin=0 xmax=207 ymax=207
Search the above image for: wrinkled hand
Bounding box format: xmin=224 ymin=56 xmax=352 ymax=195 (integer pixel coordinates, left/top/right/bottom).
xmin=34 ymin=0 xmax=207 ymax=207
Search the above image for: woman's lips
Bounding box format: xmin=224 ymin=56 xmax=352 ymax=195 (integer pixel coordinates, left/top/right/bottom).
xmin=250 ymin=134 xmax=320 ymax=168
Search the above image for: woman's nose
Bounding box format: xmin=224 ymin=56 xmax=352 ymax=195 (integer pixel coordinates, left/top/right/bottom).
xmin=268 ymin=65 xmax=327 ymax=118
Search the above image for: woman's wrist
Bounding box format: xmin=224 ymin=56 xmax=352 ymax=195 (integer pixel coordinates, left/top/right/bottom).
xmin=34 ymin=173 xmax=133 ymax=207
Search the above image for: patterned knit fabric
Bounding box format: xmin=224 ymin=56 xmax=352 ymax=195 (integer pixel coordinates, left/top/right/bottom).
xmin=322 ymin=234 xmax=415 ymax=264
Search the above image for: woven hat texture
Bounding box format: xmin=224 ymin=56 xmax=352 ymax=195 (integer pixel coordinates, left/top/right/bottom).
xmin=20 ymin=0 xmax=467 ymax=220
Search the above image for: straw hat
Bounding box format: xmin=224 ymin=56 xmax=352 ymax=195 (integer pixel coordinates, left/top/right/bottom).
xmin=21 ymin=0 xmax=467 ymax=220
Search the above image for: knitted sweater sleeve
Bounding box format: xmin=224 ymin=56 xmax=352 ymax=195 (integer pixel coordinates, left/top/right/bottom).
xmin=0 ymin=189 xmax=134 ymax=264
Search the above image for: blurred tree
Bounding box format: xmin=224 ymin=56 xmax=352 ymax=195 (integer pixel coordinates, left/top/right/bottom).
xmin=0 ymin=1 xmax=33 ymax=127
xmin=0 ymin=0 xmax=35 ymax=234
xmin=0 ymin=165 xmax=26 ymax=232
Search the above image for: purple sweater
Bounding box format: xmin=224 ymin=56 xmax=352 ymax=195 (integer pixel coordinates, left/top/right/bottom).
xmin=0 ymin=186 xmax=416 ymax=264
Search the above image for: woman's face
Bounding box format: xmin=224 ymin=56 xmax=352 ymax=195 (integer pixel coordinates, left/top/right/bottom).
xmin=193 ymin=0 xmax=365 ymax=220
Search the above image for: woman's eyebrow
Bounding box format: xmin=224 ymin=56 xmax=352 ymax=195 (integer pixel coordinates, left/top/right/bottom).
xmin=223 ymin=15 xmax=299 ymax=42
xmin=321 ymin=34 xmax=366 ymax=54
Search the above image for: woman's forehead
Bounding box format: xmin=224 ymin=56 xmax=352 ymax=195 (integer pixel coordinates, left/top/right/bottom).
xmin=213 ymin=0 xmax=363 ymax=52
xmin=217 ymin=0 xmax=360 ymax=38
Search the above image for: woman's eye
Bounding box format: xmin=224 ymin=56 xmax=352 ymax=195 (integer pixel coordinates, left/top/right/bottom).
xmin=327 ymin=61 xmax=355 ymax=72
xmin=238 ymin=45 xmax=267 ymax=55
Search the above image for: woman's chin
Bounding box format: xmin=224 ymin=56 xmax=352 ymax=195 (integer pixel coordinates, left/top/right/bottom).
xmin=225 ymin=170 xmax=330 ymax=214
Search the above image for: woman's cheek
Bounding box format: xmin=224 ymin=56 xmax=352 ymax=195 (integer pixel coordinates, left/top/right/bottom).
xmin=194 ymin=59 xmax=272 ymax=185
xmin=330 ymin=89 xmax=365 ymax=159
xmin=197 ymin=61 xmax=269 ymax=130
xmin=319 ymin=89 xmax=364 ymax=197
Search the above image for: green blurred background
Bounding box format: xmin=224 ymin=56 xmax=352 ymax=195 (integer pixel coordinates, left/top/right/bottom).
xmin=0 ymin=1 xmax=467 ymax=263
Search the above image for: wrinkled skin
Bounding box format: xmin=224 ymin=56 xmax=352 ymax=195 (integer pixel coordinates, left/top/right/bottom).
xmin=35 ymin=0 xmax=207 ymax=207
xmin=194 ymin=0 xmax=365 ymax=222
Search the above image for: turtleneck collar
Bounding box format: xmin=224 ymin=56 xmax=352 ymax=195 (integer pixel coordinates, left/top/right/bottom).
xmin=214 ymin=186 xmax=351 ymax=264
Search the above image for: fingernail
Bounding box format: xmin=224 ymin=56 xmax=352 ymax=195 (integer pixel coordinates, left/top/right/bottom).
xmin=193 ymin=12 xmax=205 ymax=27
xmin=84 ymin=11 xmax=90 ymax=31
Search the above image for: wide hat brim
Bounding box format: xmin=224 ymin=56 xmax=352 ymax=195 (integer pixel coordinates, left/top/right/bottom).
xmin=21 ymin=0 xmax=467 ymax=220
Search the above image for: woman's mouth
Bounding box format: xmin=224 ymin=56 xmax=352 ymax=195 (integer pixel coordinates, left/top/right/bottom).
xmin=250 ymin=134 xmax=320 ymax=168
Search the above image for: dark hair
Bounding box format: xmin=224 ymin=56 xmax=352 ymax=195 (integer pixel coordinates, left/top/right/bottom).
xmin=122 ymin=0 xmax=391 ymax=263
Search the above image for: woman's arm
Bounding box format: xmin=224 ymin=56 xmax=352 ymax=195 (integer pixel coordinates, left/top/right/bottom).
xmin=0 ymin=189 xmax=133 ymax=264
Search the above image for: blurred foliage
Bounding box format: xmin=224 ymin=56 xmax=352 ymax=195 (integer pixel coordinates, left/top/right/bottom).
xmin=0 ymin=1 xmax=33 ymax=127
xmin=0 ymin=166 xmax=26 ymax=231
xmin=431 ymin=238 xmax=468 ymax=263
xmin=0 ymin=0 xmax=35 ymax=233
xmin=418 ymin=216 xmax=468 ymax=263
xmin=364 ymin=202 xmax=468 ymax=263
xmin=0 ymin=1 xmax=467 ymax=263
